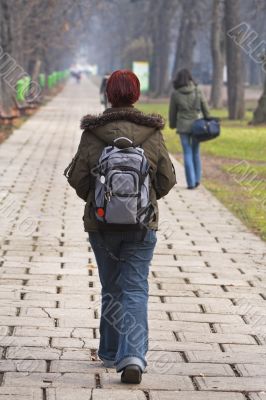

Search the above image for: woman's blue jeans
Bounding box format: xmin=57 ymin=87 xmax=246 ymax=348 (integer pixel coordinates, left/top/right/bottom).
xmin=179 ymin=133 xmax=201 ymax=188
xmin=88 ymin=229 xmax=157 ymax=372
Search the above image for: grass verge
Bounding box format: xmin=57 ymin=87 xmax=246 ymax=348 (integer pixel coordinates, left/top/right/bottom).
xmin=138 ymin=102 xmax=266 ymax=241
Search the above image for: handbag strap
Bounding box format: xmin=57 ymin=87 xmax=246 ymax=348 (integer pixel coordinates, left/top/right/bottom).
xmin=193 ymin=86 xmax=201 ymax=116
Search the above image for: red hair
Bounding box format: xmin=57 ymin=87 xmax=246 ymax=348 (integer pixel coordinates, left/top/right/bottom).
xmin=106 ymin=70 xmax=140 ymax=107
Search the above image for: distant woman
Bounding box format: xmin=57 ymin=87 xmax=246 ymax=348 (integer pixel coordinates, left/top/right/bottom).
xmin=169 ymin=69 xmax=210 ymax=189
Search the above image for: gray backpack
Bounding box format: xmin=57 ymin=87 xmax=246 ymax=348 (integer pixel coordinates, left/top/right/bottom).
xmin=93 ymin=137 xmax=151 ymax=227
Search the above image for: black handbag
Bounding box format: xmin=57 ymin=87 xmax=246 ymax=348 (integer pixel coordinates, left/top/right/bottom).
xmin=191 ymin=87 xmax=220 ymax=142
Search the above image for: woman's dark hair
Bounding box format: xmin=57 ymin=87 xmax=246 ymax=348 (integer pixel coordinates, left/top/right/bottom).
xmin=173 ymin=69 xmax=196 ymax=90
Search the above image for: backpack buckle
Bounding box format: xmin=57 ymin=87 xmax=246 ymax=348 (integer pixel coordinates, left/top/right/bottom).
xmin=105 ymin=191 xmax=112 ymax=201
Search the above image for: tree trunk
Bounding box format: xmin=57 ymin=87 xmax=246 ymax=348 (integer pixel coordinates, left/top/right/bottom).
xmin=31 ymin=59 xmax=42 ymax=84
xmin=210 ymin=0 xmax=224 ymax=108
xmin=172 ymin=0 xmax=197 ymax=78
xmin=252 ymin=78 xmax=266 ymax=124
xmin=156 ymin=21 xmax=171 ymax=95
xmin=248 ymin=58 xmax=261 ymax=86
xmin=0 ymin=1 xmax=15 ymax=115
xmin=224 ymin=0 xmax=245 ymax=119
xmin=148 ymin=0 xmax=179 ymax=95
xmin=149 ymin=37 xmax=161 ymax=95
xmin=149 ymin=0 xmax=166 ymax=95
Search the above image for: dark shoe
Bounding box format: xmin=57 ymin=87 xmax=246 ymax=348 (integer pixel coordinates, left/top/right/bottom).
xmin=187 ymin=186 xmax=195 ymax=190
xmin=195 ymin=182 xmax=200 ymax=187
xmin=121 ymin=364 xmax=142 ymax=384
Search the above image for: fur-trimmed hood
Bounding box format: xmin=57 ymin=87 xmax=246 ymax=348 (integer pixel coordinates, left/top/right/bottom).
xmin=80 ymin=107 xmax=165 ymax=147
xmin=80 ymin=107 xmax=165 ymax=131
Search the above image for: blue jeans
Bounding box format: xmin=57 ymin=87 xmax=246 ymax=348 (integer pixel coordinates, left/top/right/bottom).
xmin=180 ymin=133 xmax=201 ymax=188
xmin=88 ymin=229 xmax=157 ymax=372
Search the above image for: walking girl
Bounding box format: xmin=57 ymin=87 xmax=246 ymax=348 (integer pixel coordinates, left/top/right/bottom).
xmin=65 ymin=70 xmax=176 ymax=383
xmin=169 ymin=68 xmax=210 ymax=189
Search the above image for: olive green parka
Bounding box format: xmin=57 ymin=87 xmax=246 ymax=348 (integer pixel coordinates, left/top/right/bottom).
xmin=66 ymin=107 xmax=176 ymax=232
xmin=169 ymin=82 xmax=210 ymax=134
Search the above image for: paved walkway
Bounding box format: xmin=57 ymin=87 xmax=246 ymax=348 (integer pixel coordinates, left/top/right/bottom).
xmin=0 ymin=79 xmax=266 ymax=400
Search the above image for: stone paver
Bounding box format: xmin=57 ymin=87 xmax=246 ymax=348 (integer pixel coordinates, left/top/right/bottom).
xmin=249 ymin=395 xmax=266 ymax=400
xmin=91 ymin=389 xmax=146 ymax=400
xmin=149 ymin=392 xmax=245 ymax=400
xmin=47 ymin=388 xmax=92 ymax=400
xmin=0 ymin=79 xmax=266 ymax=398
xmin=195 ymin=376 xmax=266 ymax=391
xmin=0 ymin=388 xmax=42 ymax=400
xmin=100 ymin=372 xmax=194 ymax=390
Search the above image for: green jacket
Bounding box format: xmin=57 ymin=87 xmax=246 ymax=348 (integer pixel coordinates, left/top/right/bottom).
xmin=66 ymin=107 xmax=176 ymax=232
xmin=169 ymin=82 xmax=210 ymax=134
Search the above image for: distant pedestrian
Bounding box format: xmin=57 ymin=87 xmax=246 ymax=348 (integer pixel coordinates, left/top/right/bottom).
xmin=64 ymin=70 xmax=176 ymax=384
xmin=71 ymin=70 xmax=81 ymax=84
xmin=169 ymin=68 xmax=210 ymax=189
xmin=100 ymin=72 xmax=110 ymax=109
xmin=76 ymin=71 xmax=81 ymax=83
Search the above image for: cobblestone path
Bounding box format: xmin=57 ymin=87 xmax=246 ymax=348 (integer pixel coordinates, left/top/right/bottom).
xmin=0 ymin=79 xmax=266 ymax=400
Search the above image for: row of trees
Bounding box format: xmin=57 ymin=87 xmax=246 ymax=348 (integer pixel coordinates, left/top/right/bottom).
xmin=86 ymin=0 xmax=266 ymax=122
xmin=1 ymin=0 xmax=266 ymax=122
xmin=0 ymin=0 xmax=98 ymax=115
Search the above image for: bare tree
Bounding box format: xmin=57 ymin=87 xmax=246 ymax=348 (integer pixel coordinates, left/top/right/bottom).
xmin=149 ymin=0 xmax=175 ymax=95
xmin=0 ymin=0 xmax=16 ymax=115
xmin=250 ymin=0 xmax=266 ymax=124
xmin=172 ymin=0 xmax=197 ymax=78
xmin=252 ymin=78 xmax=266 ymax=124
xmin=224 ymin=0 xmax=245 ymax=119
xmin=0 ymin=0 xmax=95 ymax=115
xmin=210 ymin=0 xmax=224 ymax=108
xmin=3 ymin=0 xmax=266 ymax=116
